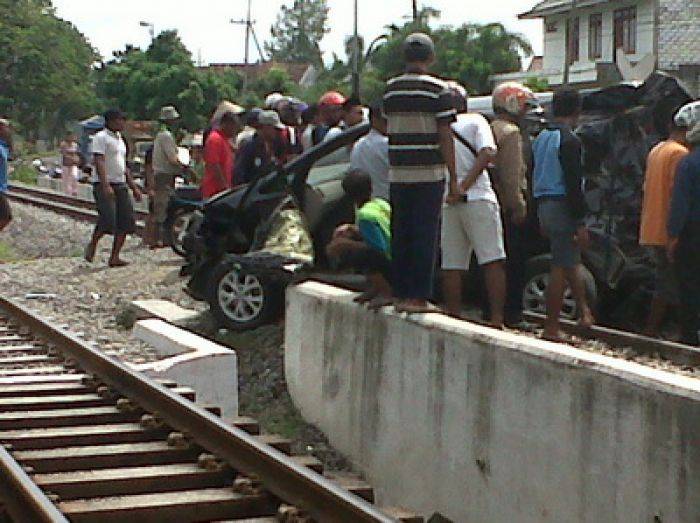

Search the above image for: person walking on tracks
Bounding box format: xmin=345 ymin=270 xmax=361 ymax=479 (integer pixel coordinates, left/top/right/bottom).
xmin=152 ymin=105 xmax=187 ymax=247
xmin=382 ymin=32 xmax=460 ymax=313
xmin=84 ymin=109 xmax=142 ymax=267
xmin=639 ymin=106 xmax=690 ymax=338
xmin=0 ymin=118 xmax=12 ymax=231
xmin=532 ymin=89 xmax=594 ymax=340
xmin=440 ymin=82 xmax=506 ymax=327
xmin=668 ymin=101 xmax=700 ymax=346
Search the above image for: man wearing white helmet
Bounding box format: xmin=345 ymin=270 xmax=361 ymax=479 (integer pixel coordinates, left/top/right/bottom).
xmin=490 ymin=81 xmax=536 ymax=326
xmin=638 ymin=102 xmax=691 ymax=337
xmin=667 ymin=100 xmax=700 ymax=345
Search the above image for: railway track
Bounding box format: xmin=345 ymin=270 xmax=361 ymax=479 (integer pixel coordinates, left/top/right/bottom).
xmin=5 ymin=183 xmax=147 ymax=234
xmin=0 ymin=296 xmax=417 ymax=523
xmin=523 ymin=311 xmax=700 ymax=367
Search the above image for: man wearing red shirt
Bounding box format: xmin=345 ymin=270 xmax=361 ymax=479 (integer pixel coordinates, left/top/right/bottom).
xmin=202 ymin=112 xmax=241 ymax=198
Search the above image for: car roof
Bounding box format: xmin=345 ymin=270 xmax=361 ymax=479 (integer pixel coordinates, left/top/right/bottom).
xmin=286 ymin=123 xmax=371 ymax=176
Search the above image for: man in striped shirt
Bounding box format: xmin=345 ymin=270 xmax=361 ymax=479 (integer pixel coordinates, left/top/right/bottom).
xmin=383 ymin=32 xmax=460 ymax=313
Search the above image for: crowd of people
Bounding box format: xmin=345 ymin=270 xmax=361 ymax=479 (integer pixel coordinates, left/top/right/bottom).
xmin=1 ymin=31 xmax=699 ymax=345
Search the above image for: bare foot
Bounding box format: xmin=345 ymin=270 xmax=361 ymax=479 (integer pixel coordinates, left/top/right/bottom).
xmin=578 ymin=309 xmax=595 ymax=328
xmin=367 ymin=296 xmax=394 ymax=311
xmin=542 ymin=328 xmax=567 ymax=343
xmin=354 ymin=290 xmax=377 ymax=304
xmin=396 ymin=300 xmax=442 ymax=314
xmin=108 ymin=259 xmax=129 ymax=268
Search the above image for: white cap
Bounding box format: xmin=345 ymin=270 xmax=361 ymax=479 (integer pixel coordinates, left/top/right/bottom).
xmin=674 ymin=100 xmax=700 ymax=129
xmin=265 ymin=92 xmax=285 ymax=109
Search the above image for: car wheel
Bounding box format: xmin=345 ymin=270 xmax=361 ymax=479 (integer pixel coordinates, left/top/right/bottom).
xmin=168 ymin=209 xmax=195 ymax=257
xmin=522 ymin=256 xmax=597 ymax=321
xmin=206 ymin=263 xmax=282 ymax=331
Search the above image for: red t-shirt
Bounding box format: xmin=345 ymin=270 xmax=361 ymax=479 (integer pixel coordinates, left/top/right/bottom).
xmin=202 ymin=129 xmax=234 ymax=198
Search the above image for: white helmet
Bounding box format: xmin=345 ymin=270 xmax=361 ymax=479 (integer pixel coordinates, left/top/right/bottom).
xmin=674 ymin=100 xmax=700 ymax=129
xmin=264 ymin=92 xmax=285 ymax=110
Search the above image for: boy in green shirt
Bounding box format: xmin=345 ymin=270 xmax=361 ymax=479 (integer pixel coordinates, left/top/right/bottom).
xmin=326 ymin=169 xmax=392 ymax=308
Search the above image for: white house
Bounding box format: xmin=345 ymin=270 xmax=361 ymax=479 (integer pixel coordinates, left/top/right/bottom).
xmin=496 ymin=0 xmax=700 ymax=94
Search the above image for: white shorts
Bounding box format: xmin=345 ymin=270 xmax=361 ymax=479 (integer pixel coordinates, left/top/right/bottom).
xmin=441 ymin=200 xmax=506 ymax=270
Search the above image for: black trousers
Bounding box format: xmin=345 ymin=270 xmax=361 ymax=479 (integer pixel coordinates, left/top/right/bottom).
xmin=390 ymin=181 xmax=444 ymax=301
xmin=676 ymin=222 xmax=700 ymax=345
xmin=503 ymin=214 xmax=529 ymax=323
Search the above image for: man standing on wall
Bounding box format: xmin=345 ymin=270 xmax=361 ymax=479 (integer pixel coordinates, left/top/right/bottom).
xmin=383 ymin=33 xmax=460 ymax=313
xmin=84 ymin=109 xmax=142 ymax=267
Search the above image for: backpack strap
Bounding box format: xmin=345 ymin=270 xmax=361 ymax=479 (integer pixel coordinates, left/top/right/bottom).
xmin=451 ymin=128 xmax=480 ymax=158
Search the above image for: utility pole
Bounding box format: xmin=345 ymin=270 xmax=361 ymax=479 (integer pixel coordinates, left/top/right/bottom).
xmin=244 ymin=0 xmax=252 ymax=65
xmin=562 ymin=0 xmax=577 ymax=85
xmin=139 ymin=21 xmax=155 ymax=41
xmin=412 ymin=0 xmax=419 ymax=22
xmin=351 ymin=0 xmax=360 ymax=98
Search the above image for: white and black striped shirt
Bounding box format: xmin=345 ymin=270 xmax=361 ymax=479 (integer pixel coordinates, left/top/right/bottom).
xmin=383 ymin=73 xmax=456 ymax=183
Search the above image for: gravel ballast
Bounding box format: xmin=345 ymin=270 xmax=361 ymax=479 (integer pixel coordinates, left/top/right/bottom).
xmin=0 ymin=202 xmax=351 ymax=471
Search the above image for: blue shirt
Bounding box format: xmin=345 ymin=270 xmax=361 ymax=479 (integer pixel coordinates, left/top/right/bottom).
xmin=0 ymin=139 xmax=9 ymax=193
xmin=668 ymin=148 xmax=700 ymax=237
xmin=532 ymin=128 xmax=567 ymax=198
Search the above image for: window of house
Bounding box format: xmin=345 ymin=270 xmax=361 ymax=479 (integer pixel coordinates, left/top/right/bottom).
xmin=567 ymin=17 xmax=580 ymax=64
xmin=614 ymin=7 xmax=637 ymax=54
xmin=589 ymin=13 xmax=602 ymax=59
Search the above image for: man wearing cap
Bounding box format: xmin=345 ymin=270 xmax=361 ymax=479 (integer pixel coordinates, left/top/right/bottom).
xmin=0 ymin=118 xmax=13 ymax=231
xmin=382 ymin=33 xmax=460 ymax=313
xmin=235 ymin=110 xmax=287 ymax=185
xmin=84 ymin=109 xmax=142 ymax=267
xmin=152 ymin=105 xmax=187 ymax=246
xmin=317 ymin=91 xmax=346 ymax=143
xmin=668 ymin=101 xmax=700 ymax=345
xmin=202 ymin=111 xmax=241 ymax=199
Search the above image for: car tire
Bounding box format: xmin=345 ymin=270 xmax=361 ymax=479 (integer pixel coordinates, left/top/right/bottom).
xmin=522 ymin=255 xmax=597 ymax=320
xmin=206 ymin=262 xmax=282 ymax=331
xmin=167 ymin=209 xmax=195 ymax=257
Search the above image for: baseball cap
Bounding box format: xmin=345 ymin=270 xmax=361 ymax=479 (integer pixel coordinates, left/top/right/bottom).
xmin=403 ymin=33 xmax=435 ymax=61
xmin=674 ymin=100 xmax=700 ymax=129
xmin=319 ymin=91 xmax=346 ymax=106
xmin=258 ymin=110 xmax=285 ymax=129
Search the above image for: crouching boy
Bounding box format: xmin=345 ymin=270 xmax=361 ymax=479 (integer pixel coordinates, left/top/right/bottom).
xmin=326 ymin=169 xmax=392 ymax=307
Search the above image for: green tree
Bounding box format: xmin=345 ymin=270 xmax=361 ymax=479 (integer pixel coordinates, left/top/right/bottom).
xmin=97 ymin=30 xmax=242 ymax=130
xmin=0 ymin=0 xmax=99 ymax=139
xmin=367 ymin=19 xmax=532 ymax=95
xmin=266 ymin=0 xmax=329 ymax=67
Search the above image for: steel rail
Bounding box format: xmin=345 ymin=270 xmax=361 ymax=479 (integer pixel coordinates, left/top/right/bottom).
xmin=0 ymin=444 xmax=69 ymax=523
xmin=0 ymin=297 xmax=395 ymax=523
xmin=523 ymin=311 xmax=700 ymax=366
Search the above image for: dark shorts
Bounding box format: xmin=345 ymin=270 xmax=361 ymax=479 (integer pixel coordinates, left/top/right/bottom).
xmin=93 ymin=183 xmax=136 ymax=235
xmin=650 ymin=246 xmax=679 ymax=304
xmin=537 ymin=198 xmax=580 ymax=268
xmin=338 ymin=244 xmax=391 ymax=279
xmin=0 ymin=193 xmax=11 ymax=223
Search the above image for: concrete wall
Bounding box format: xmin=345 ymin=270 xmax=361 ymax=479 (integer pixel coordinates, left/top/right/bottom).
xmin=285 ymin=282 xmax=700 ymax=523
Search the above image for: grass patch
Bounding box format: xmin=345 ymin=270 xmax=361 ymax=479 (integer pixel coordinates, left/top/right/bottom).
xmin=9 ymin=163 xmax=37 ymax=186
xmin=0 ymin=241 xmax=18 ymax=262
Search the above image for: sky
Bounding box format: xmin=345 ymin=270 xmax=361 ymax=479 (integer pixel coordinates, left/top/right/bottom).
xmin=52 ymin=0 xmax=543 ymax=68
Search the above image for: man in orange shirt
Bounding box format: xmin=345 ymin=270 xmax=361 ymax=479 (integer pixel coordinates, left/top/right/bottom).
xmin=639 ymin=114 xmax=690 ymax=337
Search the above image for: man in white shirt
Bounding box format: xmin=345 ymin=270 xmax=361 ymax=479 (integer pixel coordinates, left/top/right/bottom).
xmin=441 ymin=83 xmax=507 ymax=327
xmin=350 ymin=103 xmax=389 ymax=200
xmin=85 ymin=109 xmax=143 ymax=267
